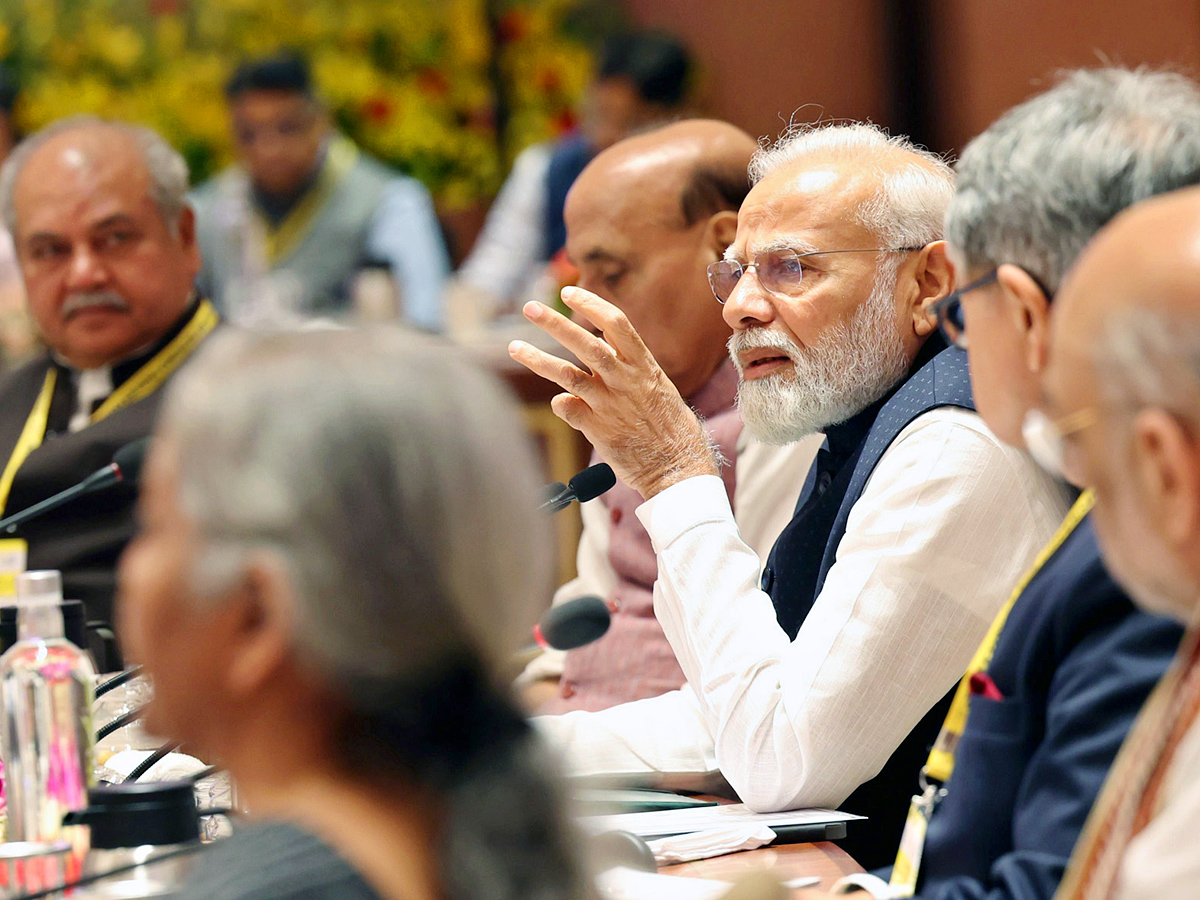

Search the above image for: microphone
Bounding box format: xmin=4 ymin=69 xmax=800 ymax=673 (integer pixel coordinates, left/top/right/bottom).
xmin=539 ymin=463 xmax=616 ymax=512
xmin=532 ymin=594 xmax=611 ymax=650
xmin=0 ymin=438 xmax=149 ymax=534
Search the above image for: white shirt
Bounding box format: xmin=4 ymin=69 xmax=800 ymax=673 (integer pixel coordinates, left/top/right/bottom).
xmin=456 ymin=143 xmax=554 ymax=313
xmin=520 ymin=431 xmax=824 ymax=684
xmin=535 ymin=407 xmax=1072 ymax=811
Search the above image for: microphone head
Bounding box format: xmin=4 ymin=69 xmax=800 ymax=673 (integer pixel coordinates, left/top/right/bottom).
xmin=112 ymin=438 xmax=150 ymax=485
xmin=537 ymin=595 xmax=610 ymax=650
xmin=568 ymin=463 xmax=616 ymax=504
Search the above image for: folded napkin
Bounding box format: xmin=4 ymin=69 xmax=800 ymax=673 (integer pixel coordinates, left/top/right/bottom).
xmin=646 ymin=823 xmax=777 ymax=864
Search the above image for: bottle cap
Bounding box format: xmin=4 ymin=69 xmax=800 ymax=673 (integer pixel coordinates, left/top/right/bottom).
xmin=15 ymin=571 xmax=62 ymax=606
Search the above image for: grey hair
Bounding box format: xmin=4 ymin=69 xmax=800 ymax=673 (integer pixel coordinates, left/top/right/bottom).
xmin=748 ymin=122 xmax=955 ymax=248
xmin=1095 ymin=307 xmax=1200 ymax=417
xmin=946 ymin=67 xmax=1200 ymax=296
xmin=158 ymin=327 xmax=554 ymax=687
xmin=0 ymin=115 xmax=190 ymax=235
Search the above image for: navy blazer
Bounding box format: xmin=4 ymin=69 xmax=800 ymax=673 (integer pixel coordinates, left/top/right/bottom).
xmin=914 ymin=512 xmax=1182 ymax=900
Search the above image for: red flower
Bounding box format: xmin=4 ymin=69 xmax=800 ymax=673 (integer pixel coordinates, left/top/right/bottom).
xmin=361 ymin=96 xmax=394 ymax=124
xmin=552 ymin=109 xmax=576 ymax=134
xmin=417 ymin=68 xmax=449 ymax=98
xmin=495 ymin=9 xmax=529 ymax=44
xmin=148 ymin=0 xmax=183 ymax=14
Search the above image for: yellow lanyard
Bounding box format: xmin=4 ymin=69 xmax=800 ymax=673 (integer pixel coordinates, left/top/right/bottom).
xmin=889 ymin=489 xmax=1096 ymax=895
xmin=260 ymin=137 xmax=358 ymax=265
xmin=0 ymin=299 xmax=219 ymax=516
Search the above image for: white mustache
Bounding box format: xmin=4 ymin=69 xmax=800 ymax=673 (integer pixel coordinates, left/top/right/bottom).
xmin=727 ymin=328 xmax=801 ymax=374
xmin=62 ymin=292 xmax=130 ymax=318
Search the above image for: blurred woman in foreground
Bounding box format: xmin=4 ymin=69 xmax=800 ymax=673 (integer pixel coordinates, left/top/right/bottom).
xmin=117 ymin=328 xmax=589 ymax=900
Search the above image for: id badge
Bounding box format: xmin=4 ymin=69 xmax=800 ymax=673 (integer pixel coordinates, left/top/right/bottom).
xmin=0 ymin=537 xmax=28 ymax=599
xmin=889 ymin=786 xmax=937 ymax=897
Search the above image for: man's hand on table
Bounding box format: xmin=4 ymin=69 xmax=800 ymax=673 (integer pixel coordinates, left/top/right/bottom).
xmin=508 ymin=287 xmax=719 ymax=500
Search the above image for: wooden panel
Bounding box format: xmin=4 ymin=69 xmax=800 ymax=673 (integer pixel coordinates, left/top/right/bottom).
xmin=925 ymin=0 xmax=1200 ymax=152
xmin=624 ymin=0 xmax=892 ymax=142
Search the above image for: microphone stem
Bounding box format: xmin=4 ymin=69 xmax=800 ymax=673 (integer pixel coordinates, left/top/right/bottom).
xmin=0 ymin=464 xmax=120 ymax=533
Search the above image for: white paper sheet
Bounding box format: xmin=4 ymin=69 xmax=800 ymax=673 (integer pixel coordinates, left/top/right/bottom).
xmin=580 ymin=803 xmax=864 ymax=839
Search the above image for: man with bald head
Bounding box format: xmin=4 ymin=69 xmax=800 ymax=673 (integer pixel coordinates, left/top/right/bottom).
xmin=521 ymin=121 xmax=817 ymax=713
xmin=1036 ymin=186 xmax=1200 ymax=900
xmin=514 ymin=124 xmax=1066 ymax=865
xmin=0 ymin=117 xmax=216 ymax=660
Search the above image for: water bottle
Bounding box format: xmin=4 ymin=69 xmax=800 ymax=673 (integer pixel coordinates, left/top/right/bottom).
xmin=0 ymin=570 xmax=97 ymax=843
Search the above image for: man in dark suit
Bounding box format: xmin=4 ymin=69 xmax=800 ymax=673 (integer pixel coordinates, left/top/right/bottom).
xmin=832 ymin=68 xmax=1200 ymax=900
xmin=0 ymin=116 xmax=216 ymax=662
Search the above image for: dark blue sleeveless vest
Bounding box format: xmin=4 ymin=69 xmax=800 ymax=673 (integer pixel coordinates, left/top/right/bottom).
xmin=761 ymin=337 xmax=976 ymax=868
xmin=543 ymin=134 xmax=593 ymax=260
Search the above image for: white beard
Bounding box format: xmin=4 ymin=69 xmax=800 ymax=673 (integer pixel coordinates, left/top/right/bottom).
xmin=730 ymin=265 xmax=912 ymax=445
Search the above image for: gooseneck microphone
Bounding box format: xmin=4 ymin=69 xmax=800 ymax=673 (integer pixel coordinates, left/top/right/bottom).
xmin=539 ymin=463 xmax=617 ymax=513
xmin=533 ymin=595 xmax=611 ymax=650
xmin=0 ymin=437 xmax=149 ymax=534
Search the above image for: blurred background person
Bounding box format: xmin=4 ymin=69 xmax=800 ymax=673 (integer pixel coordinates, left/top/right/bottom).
xmin=519 ymin=119 xmax=819 ymax=713
xmin=118 ymin=327 xmax=590 ymax=900
xmin=0 ymin=116 xmax=216 ymax=666
xmin=449 ymin=31 xmax=693 ymax=333
xmin=1041 ymin=185 xmax=1200 ymax=900
xmin=190 ymin=51 xmax=451 ymax=331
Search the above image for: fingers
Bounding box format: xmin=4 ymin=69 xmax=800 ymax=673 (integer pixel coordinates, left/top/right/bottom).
xmin=508 ymin=339 xmax=597 ymax=398
xmin=521 ymin=301 xmax=618 ymax=371
xmin=559 ymin=287 xmax=655 ymax=366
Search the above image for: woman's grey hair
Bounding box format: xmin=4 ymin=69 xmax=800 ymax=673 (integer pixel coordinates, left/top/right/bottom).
xmin=748 ymin=122 xmax=955 ymax=249
xmin=0 ymin=115 xmax=190 ymax=235
xmin=946 ymin=67 xmax=1200 ymax=296
xmin=158 ymin=327 xmax=554 ymax=687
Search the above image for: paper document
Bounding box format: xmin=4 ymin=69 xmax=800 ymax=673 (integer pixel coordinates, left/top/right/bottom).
xmin=581 ymin=803 xmax=864 ymax=839
xmin=596 ymin=867 xmax=733 ymax=900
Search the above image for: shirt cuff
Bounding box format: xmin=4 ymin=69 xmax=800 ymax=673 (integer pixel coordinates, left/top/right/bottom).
xmin=635 ymin=474 xmax=735 ymax=551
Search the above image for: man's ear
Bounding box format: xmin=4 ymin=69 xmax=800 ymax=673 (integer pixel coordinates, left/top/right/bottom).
xmin=995 ymin=264 xmax=1052 ymax=375
xmin=703 ymin=210 xmax=739 ymax=261
xmin=907 ymin=241 xmax=955 ymax=338
xmin=222 ymin=552 xmax=294 ymax=698
xmin=1131 ymin=408 xmax=1200 ymax=549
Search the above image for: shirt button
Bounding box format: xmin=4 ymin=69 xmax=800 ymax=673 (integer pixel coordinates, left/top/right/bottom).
xmin=611 ymin=508 xmax=623 ymax=525
xmin=817 ymin=471 xmax=833 ymax=493
xmin=761 ymin=567 xmax=774 ymax=593
xmin=561 ymin=681 xmax=576 ymax=699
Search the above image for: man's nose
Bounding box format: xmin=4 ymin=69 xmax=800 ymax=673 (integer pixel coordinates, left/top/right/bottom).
xmin=65 ymin=246 xmax=109 ymax=290
xmin=722 ymin=266 xmax=777 ymax=330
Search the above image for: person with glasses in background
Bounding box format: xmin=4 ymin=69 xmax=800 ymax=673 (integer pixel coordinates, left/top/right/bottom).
xmin=512 ymin=122 xmax=1068 ymax=867
xmin=1036 ymin=184 xmax=1200 ymax=900
xmin=190 ymin=52 xmax=450 ymax=330
xmin=825 ymin=67 xmax=1197 ymax=900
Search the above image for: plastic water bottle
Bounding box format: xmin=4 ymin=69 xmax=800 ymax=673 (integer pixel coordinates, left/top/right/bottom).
xmin=0 ymin=570 xmax=96 ymax=842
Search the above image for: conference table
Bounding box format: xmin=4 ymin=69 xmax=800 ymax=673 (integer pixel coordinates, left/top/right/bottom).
xmin=661 ymin=840 xmax=862 ymax=897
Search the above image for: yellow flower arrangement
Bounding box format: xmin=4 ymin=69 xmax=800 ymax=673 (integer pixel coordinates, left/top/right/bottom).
xmin=0 ymin=0 xmax=597 ymax=207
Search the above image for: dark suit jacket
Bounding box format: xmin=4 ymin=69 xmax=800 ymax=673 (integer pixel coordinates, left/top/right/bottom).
xmin=913 ymin=513 xmax=1182 ymax=900
xmin=0 ymin=355 xmax=167 ymax=636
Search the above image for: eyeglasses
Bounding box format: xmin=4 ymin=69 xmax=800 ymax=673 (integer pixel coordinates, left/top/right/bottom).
xmin=1021 ymin=405 xmax=1100 ymax=480
xmin=706 ymin=246 xmax=924 ymax=305
xmin=929 ymin=269 xmax=998 ymax=349
xmin=931 ymin=267 xmax=1055 ymax=349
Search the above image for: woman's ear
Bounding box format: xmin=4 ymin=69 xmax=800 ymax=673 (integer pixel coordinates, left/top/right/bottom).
xmin=908 ymin=241 xmax=955 ymax=337
xmin=995 ymin=264 xmax=1053 ymax=375
xmin=223 ymin=552 xmax=295 ymax=697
